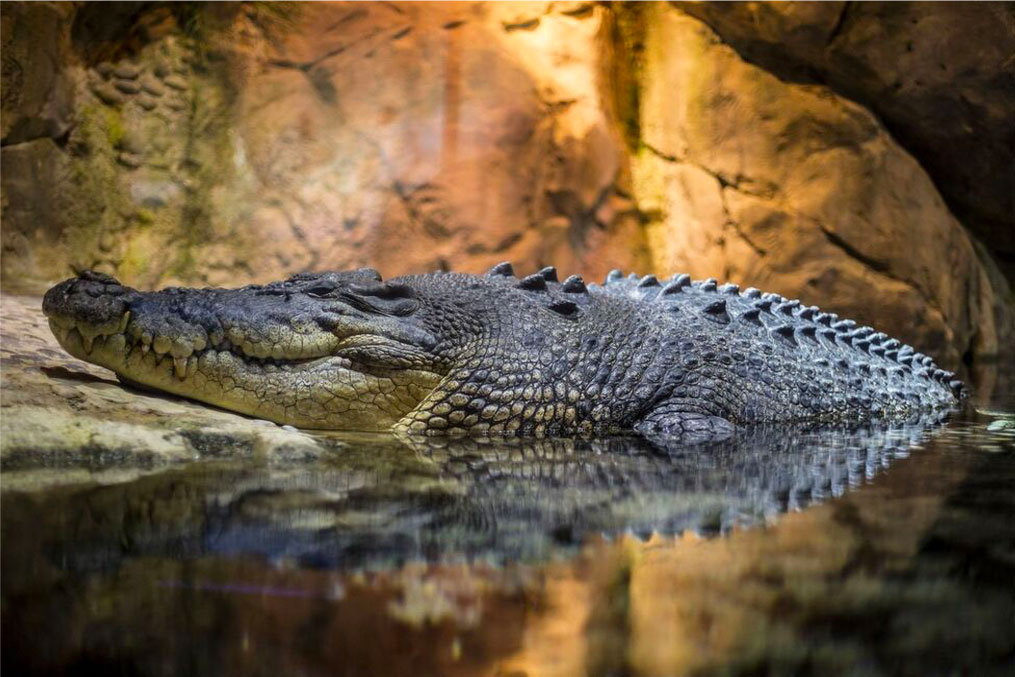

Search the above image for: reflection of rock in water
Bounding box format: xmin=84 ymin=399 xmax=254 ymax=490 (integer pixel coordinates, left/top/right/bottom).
xmin=2 ymin=417 xmax=948 ymax=575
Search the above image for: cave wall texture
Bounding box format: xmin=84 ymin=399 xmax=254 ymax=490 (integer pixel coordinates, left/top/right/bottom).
xmin=2 ymin=1 xmax=1013 ymax=368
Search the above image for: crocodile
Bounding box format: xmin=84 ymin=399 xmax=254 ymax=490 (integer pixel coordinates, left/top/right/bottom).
xmin=42 ymin=265 xmax=966 ymax=439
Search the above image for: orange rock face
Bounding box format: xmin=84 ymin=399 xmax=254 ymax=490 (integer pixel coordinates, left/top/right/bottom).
xmin=214 ymin=2 xmax=647 ymax=284
xmin=1 ymin=1 xmax=1011 ymax=366
xmin=630 ymin=6 xmax=1010 ymax=366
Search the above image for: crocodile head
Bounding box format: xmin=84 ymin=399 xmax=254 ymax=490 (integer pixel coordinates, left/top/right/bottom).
xmin=42 ymin=270 xmax=459 ymax=430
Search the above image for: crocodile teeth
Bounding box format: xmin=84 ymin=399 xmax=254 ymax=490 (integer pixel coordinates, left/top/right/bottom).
xmin=106 ymin=333 xmax=126 ymax=354
xmin=171 ymin=339 xmax=194 ymax=359
xmin=48 ymin=319 xmax=70 ymax=344
xmin=173 ymin=356 xmax=188 ymax=380
xmin=80 ymin=332 xmax=96 ymax=354
xmin=153 ymin=335 xmax=172 ymax=356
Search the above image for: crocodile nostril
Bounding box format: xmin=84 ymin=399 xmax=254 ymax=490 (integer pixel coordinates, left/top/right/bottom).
xmin=43 ymin=274 xmax=134 ymax=328
xmin=77 ymin=270 xmax=122 ymax=285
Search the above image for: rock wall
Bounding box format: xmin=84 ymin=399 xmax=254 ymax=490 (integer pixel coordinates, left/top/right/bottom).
xmin=626 ymin=4 xmax=1010 ymax=366
xmin=2 ymin=1 xmax=1011 ymax=367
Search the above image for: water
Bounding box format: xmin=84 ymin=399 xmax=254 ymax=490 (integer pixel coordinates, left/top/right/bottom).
xmin=3 ymin=365 xmax=1013 ymax=675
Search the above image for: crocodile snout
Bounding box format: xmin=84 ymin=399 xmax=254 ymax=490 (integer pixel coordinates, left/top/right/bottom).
xmin=42 ymin=271 xmax=135 ymax=355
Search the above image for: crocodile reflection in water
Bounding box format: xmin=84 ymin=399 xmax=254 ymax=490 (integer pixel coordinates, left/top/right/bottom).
xmin=2 ymin=417 xmax=947 ymax=572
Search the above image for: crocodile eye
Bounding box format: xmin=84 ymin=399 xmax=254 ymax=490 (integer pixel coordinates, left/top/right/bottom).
xmin=338 ymin=290 xmax=418 ymax=317
xmin=305 ymin=284 xmax=338 ymax=298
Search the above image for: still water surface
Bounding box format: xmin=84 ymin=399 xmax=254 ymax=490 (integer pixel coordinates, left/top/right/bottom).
xmin=3 ymin=365 xmax=1013 ymax=675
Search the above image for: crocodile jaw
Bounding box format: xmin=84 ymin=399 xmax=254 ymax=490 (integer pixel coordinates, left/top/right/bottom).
xmin=42 ymin=271 xmax=445 ymax=431
xmin=48 ymin=314 xmax=443 ymax=430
